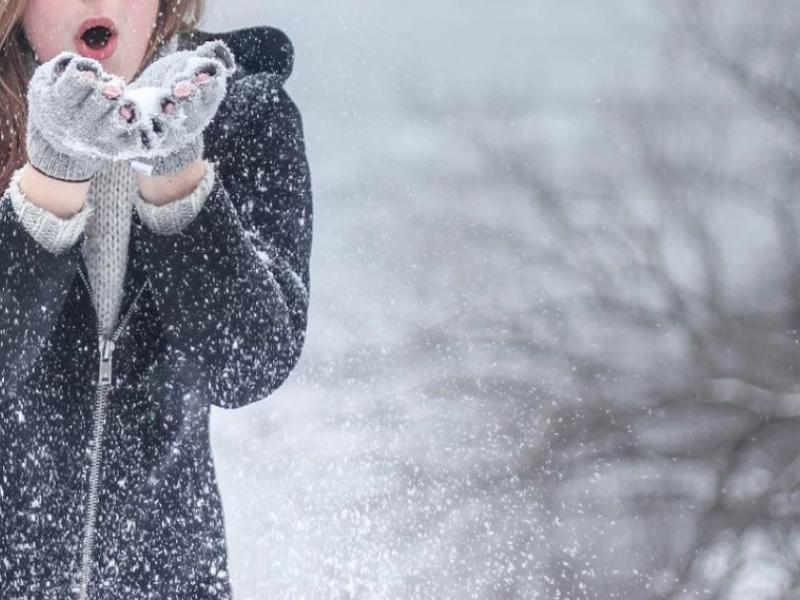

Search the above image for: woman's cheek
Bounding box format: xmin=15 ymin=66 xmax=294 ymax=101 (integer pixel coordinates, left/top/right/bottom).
xmin=21 ymin=0 xmax=75 ymax=62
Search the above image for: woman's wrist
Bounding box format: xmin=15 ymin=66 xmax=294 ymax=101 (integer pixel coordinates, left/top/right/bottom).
xmin=134 ymin=158 xmax=208 ymax=206
xmin=18 ymin=162 xmax=92 ymax=218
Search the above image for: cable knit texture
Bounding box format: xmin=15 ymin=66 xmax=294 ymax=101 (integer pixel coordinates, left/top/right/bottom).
xmin=82 ymin=161 xmax=134 ymax=337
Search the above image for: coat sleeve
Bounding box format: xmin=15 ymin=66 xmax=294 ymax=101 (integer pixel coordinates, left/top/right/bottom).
xmin=0 ymin=171 xmax=88 ymax=398
xmin=132 ymin=74 xmax=313 ymax=410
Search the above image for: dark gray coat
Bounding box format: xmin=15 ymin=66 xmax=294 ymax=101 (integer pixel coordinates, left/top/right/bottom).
xmin=0 ymin=25 xmax=312 ymax=599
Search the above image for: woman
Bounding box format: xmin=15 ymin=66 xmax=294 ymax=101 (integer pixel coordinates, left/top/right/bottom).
xmin=0 ymin=0 xmax=313 ymax=597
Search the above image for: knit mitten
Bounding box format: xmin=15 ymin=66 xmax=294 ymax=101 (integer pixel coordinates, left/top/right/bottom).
xmin=120 ymin=40 xmax=237 ymax=177
xmin=25 ymin=52 xmax=146 ymax=182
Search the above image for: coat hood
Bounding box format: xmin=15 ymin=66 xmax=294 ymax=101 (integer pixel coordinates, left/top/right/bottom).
xmin=177 ymin=26 xmax=295 ymax=88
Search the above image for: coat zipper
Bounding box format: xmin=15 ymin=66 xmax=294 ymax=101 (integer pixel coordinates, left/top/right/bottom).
xmin=74 ymin=265 xmax=149 ymax=600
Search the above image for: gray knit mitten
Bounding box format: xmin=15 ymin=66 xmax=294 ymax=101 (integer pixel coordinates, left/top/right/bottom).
xmin=25 ymin=52 xmax=147 ymax=182
xmin=121 ymin=40 xmax=237 ymax=177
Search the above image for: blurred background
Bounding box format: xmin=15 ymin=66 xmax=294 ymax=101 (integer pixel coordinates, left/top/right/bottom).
xmin=202 ymin=2 xmax=800 ymax=598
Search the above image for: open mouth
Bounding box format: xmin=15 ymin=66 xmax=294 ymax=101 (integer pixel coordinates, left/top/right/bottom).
xmin=82 ymin=25 xmax=113 ymax=49
xmin=76 ymin=17 xmax=118 ymax=59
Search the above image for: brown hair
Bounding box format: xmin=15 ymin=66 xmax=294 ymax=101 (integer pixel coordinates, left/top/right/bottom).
xmin=0 ymin=0 xmax=205 ymax=191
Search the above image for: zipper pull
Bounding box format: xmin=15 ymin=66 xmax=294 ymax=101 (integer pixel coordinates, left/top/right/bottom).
xmin=99 ymin=337 xmax=115 ymax=387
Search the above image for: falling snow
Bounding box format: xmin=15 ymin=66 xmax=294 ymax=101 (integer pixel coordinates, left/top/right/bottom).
xmin=4 ymin=1 xmax=798 ymax=599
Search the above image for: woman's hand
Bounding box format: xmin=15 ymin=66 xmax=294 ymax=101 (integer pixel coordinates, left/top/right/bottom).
xmin=118 ymin=40 xmax=237 ymax=177
xmin=25 ymin=52 xmax=151 ymax=181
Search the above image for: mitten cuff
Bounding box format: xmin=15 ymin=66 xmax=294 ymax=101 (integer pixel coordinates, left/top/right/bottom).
xmin=26 ymin=123 xmax=104 ymax=182
xmin=133 ymin=160 xmax=216 ymax=235
xmin=6 ymin=166 xmax=94 ymax=254
xmin=129 ymin=136 xmax=204 ymax=178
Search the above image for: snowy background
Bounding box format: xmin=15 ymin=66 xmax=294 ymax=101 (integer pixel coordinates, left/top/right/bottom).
xmin=199 ymin=2 xmax=800 ymax=598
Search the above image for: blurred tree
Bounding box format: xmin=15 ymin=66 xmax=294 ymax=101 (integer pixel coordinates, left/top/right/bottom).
xmin=409 ymin=1 xmax=800 ymax=597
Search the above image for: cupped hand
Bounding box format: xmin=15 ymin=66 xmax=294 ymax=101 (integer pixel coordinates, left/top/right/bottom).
xmin=115 ymin=40 xmax=237 ymax=165
xmin=26 ymin=52 xmax=155 ymax=161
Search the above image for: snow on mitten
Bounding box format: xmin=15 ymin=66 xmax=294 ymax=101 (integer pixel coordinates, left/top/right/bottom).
xmin=120 ymin=40 xmax=237 ymax=177
xmin=25 ymin=52 xmax=149 ymax=181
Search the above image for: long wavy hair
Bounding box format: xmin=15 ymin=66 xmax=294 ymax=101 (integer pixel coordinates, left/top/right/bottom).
xmin=0 ymin=0 xmax=205 ymax=191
